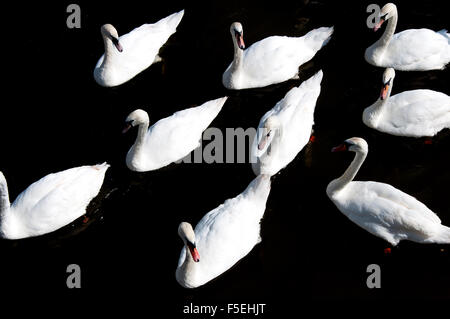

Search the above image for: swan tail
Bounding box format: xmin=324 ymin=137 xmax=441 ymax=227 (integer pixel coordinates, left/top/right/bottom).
xmin=200 ymin=96 xmax=228 ymax=118
xmin=437 ymin=29 xmax=449 ymax=42
xmin=429 ymin=225 xmax=450 ymax=244
xmin=92 ymin=162 xmax=110 ymax=172
xmin=159 ymin=9 xmax=185 ymax=30
xmin=303 ymin=26 xmax=334 ymax=52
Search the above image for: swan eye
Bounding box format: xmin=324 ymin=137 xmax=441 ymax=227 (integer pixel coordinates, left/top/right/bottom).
xmin=111 ymin=37 xmax=120 ymax=45
xmin=379 ymin=13 xmax=388 ymax=21
xmin=267 ymin=130 xmax=271 ymax=137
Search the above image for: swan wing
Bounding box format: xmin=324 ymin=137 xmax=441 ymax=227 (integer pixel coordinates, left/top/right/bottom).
xmin=383 ymin=90 xmax=450 ymax=136
xmin=341 ymin=182 xmax=441 ymax=242
xmin=10 ymin=164 xmax=109 ymax=237
xmin=143 ymin=97 xmax=226 ymax=167
xmin=242 ymin=36 xmax=306 ymax=84
xmin=385 ymin=29 xmax=449 ymax=69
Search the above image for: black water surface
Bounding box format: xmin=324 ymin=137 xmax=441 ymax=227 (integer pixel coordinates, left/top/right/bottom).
xmin=0 ymin=0 xmax=449 ymax=314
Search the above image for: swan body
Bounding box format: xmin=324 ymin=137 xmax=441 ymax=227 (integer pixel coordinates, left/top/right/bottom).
xmin=327 ymin=138 xmax=450 ymax=246
xmin=176 ymin=174 xmax=271 ymax=288
xmin=251 ymin=70 xmax=323 ymax=176
xmin=365 ymin=3 xmax=450 ymax=71
xmin=223 ymin=22 xmax=333 ymax=89
xmin=363 ymin=68 xmax=450 ymax=137
xmin=124 ymin=97 xmax=227 ymax=172
xmin=94 ymin=10 xmax=184 ymax=87
xmin=0 ymin=163 xmax=109 ymax=240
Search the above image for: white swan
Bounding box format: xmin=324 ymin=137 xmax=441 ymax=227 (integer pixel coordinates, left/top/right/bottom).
xmin=326 ymin=137 xmax=450 ymax=246
xmin=222 ymin=22 xmax=333 ymax=89
xmin=0 ymin=163 xmax=109 ymax=240
xmin=123 ymin=97 xmax=227 ymax=172
xmin=364 ymin=3 xmax=450 ymax=71
xmin=176 ymin=174 xmax=271 ymax=288
xmin=94 ymin=10 xmax=184 ymax=87
xmin=363 ymin=68 xmax=450 ymax=137
xmin=251 ymin=70 xmax=323 ymax=176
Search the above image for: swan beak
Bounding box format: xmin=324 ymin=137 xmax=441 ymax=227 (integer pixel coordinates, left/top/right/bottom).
xmin=112 ymin=37 xmax=123 ymax=52
xmin=235 ymin=32 xmax=245 ymax=50
xmin=331 ymin=144 xmax=347 ymax=152
xmin=373 ymin=19 xmax=384 ymax=32
xmin=122 ymin=122 xmax=133 ymax=133
xmin=380 ymin=84 xmax=389 ymax=100
xmin=258 ymin=135 xmax=268 ymax=151
xmin=188 ymin=242 xmax=200 ymax=262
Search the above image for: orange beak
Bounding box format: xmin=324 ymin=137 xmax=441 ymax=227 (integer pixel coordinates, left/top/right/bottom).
xmin=374 ymin=18 xmax=384 ymax=31
xmin=188 ymin=244 xmax=200 ymax=262
xmin=331 ymin=144 xmax=347 ymax=152
xmin=380 ymin=84 xmax=389 ymax=100
xmin=235 ymin=32 xmax=245 ymax=49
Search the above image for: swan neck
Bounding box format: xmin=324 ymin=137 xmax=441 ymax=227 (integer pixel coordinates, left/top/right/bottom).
xmin=0 ymin=177 xmax=11 ymax=220
xmin=101 ymin=37 xmax=115 ymax=66
xmin=177 ymin=247 xmax=197 ymax=287
xmin=261 ymin=126 xmax=282 ymax=159
xmin=379 ymin=12 xmax=397 ymax=46
xmin=133 ymin=122 xmax=149 ymax=153
xmin=332 ymin=150 xmax=367 ymax=193
xmin=231 ymin=42 xmax=244 ymax=72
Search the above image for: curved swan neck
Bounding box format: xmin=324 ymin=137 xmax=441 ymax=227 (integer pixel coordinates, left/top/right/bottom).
xmin=231 ymin=41 xmax=244 ymax=72
xmin=261 ymin=126 xmax=282 ymax=159
xmin=330 ymin=150 xmax=367 ymax=194
xmin=177 ymin=247 xmax=197 ymax=287
xmin=369 ymin=82 xmax=393 ymax=120
xmin=101 ymin=37 xmax=116 ymax=67
xmin=0 ymin=175 xmax=11 ymax=220
xmin=132 ymin=122 xmax=150 ymax=153
xmin=378 ymin=11 xmax=398 ymax=47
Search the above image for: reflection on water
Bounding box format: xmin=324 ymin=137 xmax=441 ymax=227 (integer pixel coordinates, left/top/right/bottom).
xmin=0 ymin=0 xmax=449 ymax=310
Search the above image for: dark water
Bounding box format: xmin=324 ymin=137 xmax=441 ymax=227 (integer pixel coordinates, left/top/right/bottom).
xmin=0 ymin=0 xmax=449 ymax=313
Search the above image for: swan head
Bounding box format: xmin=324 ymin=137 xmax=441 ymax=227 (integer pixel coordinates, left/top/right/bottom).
xmin=101 ymin=24 xmax=123 ymax=52
xmin=230 ymin=22 xmax=245 ymax=50
xmin=178 ymin=222 xmax=200 ymax=263
xmin=374 ymin=3 xmax=397 ymax=31
xmin=256 ymin=116 xmax=281 ymax=155
xmin=380 ymin=68 xmax=395 ymax=100
xmin=122 ymin=109 xmax=150 ymax=133
xmin=331 ymin=137 xmax=368 ymax=154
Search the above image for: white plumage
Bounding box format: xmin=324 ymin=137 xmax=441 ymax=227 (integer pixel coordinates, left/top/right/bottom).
xmin=251 ymin=70 xmax=323 ymax=176
xmin=0 ymin=163 xmax=109 ymax=239
xmin=363 ymin=68 xmax=450 ymax=137
xmin=94 ymin=10 xmax=184 ymax=87
xmin=365 ymin=3 xmax=450 ymax=71
xmin=223 ymin=22 xmax=333 ymax=89
xmin=124 ymin=97 xmax=227 ymax=172
xmin=327 ymin=138 xmax=450 ymax=246
xmin=176 ymin=174 xmax=271 ymax=288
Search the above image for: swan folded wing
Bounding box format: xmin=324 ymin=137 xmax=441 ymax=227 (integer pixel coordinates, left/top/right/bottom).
xmin=144 ymin=102 xmax=222 ymax=165
xmin=194 ymin=195 xmax=264 ymax=277
xmin=243 ymin=36 xmax=303 ymax=82
xmin=386 ymin=29 xmax=448 ymax=69
xmin=11 ymin=165 xmax=107 ymax=236
xmin=346 ymin=182 xmax=441 ymax=228
xmin=387 ymin=91 xmax=450 ymax=134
